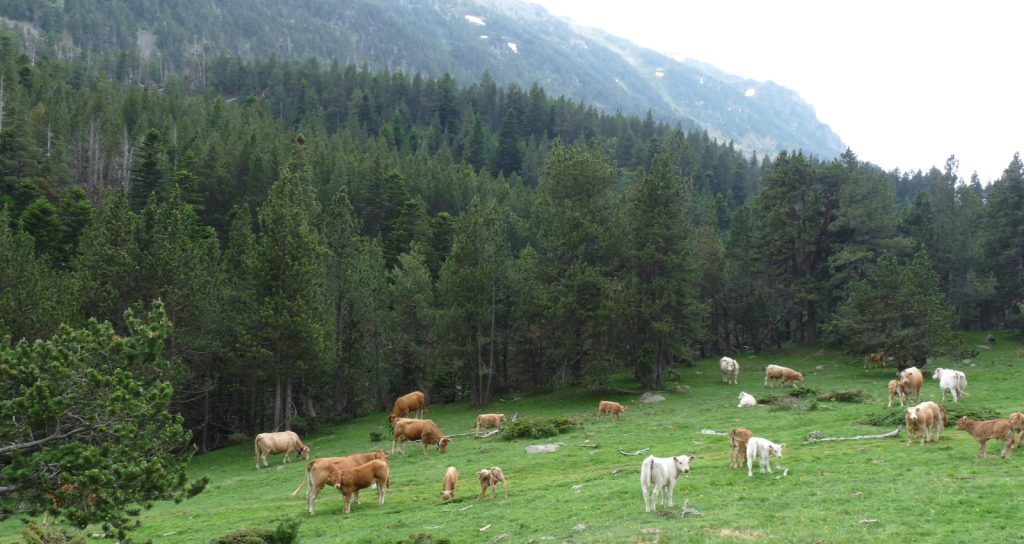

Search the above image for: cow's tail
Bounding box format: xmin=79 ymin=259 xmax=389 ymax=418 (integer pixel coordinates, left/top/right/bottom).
xmin=291 ymin=463 xmax=311 ymax=496
xmin=254 ymin=436 xmax=260 ymax=468
xmin=644 ymin=456 xmax=655 ymax=488
xmin=959 ymin=374 xmax=969 ymax=397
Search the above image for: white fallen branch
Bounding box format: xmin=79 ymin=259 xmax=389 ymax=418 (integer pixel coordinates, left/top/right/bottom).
xmin=804 ymin=425 xmax=902 ymax=443
xmin=618 ymin=447 xmax=650 ymax=456
xmin=699 ymin=429 xmax=728 ymax=436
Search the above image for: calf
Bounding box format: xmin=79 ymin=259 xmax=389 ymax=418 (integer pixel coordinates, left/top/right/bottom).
xmin=864 ymin=351 xmax=888 ymax=369
xmin=475 ymin=413 xmax=506 ymax=436
xmin=899 ymin=367 xmax=924 ymax=402
xmin=1010 ymin=412 xmax=1024 ymax=448
xmin=598 ymin=400 xmax=626 ymax=419
xmin=720 ymin=356 xmax=739 ymax=385
xmin=388 ymin=391 xmax=426 ymax=424
xmin=640 ymin=454 xmax=695 ymax=512
xmin=886 ymin=379 xmax=907 ymax=408
xmin=764 ymin=364 xmax=803 ymax=388
xmin=737 ymin=391 xmax=757 ymax=408
xmin=728 ymin=428 xmax=752 ymax=470
xmin=476 ymin=467 xmax=508 ymax=500
xmin=441 ymin=466 xmax=458 ymax=502
xmin=254 ymin=431 xmax=310 ymax=469
xmin=326 ymin=459 xmax=391 ymax=513
xmin=746 ymin=437 xmax=784 ymax=477
xmin=905 ymin=401 xmax=944 ymax=445
xmin=391 ymin=418 xmax=450 ymax=455
xmin=955 ymin=417 xmax=1014 ymax=459
xmin=292 ymin=449 xmax=388 ymax=515
xmin=932 ymin=367 xmax=968 ymax=403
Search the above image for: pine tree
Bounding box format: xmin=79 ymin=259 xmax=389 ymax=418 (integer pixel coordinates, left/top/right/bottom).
xmin=128 ymin=128 xmax=168 ymax=210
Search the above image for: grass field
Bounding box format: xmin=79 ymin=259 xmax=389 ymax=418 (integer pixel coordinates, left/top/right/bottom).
xmin=5 ymin=331 xmax=1024 ymax=543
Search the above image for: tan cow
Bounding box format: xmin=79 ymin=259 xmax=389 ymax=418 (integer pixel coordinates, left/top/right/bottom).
xmin=720 ymin=356 xmax=739 ymax=385
xmin=475 ymin=413 xmax=506 ymax=436
xmin=955 ymin=417 xmax=1014 ymax=459
xmin=905 ymin=401 xmax=944 ymax=445
xmin=441 ymin=466 xmax=459 ymax=502
xmin=899 ymin=367 xmax=924 ymax=402
xmin=729 ymin=427 xmax=752 ymax=470
xmin=388 ymin=391 xmax=427 ymax=424
xmin=764 ymin=364 xmax=803 ymax=388
xmin=476 ymin=467 xmax=508 ymax=500
xmin=864 ymin=351 xmax=888 ymax=369
xmin=326 ymin=459 xmax=391 ymax=513
xmin=392 ymin=418 xmax=450 ymax=455
xmin=598 ymin=400 xmax=626 ymax=419
xmin=1010 ymin=412 xmax=1024 ymax=447
xmin=886 ymin=379 xmax=907 ymax=408
xmin=292 ymin=449 xmax=389 ymax=515
xmin=254 ymin=431 xmax=310 ymax=469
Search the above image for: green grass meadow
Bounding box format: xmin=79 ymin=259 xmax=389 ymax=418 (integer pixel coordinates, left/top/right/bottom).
xmin=6 ymin=332 xmax=1024 ymax=543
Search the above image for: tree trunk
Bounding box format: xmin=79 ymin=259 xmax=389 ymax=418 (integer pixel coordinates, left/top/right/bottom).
xmin=273 ymin=374 xmax=283 ymax=431
xmin=284 ymin=378 xmax=293 ymax=430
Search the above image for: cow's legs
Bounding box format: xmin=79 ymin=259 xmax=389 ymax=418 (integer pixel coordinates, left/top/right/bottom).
xmin=666 ymin=480 xmax=676 ymax=508
xmin=377 ymin=479 xmax=386 ymax=505
xmin=343 ymin=492 xmax=353 ymax=513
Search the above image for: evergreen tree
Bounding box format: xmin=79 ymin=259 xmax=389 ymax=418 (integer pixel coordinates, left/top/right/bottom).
xmin=984 ymin=153 xmax=1024 ymax=334
xmin=129 ymin=128 xmax=168 ymax=210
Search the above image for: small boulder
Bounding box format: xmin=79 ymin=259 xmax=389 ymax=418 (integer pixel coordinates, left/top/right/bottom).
xmin=525 ymin=444 xmax=561 ymax=454
xmin=639 ymin=392 xmax=666 ymax=403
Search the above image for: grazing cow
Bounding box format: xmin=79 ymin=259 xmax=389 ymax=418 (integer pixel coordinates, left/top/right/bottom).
xmin=476 ymin=467 xmax=508 ymax=500
xmin=737 ymin=391 xmax=757 ymax=408
xmin=254 ymin=431 xmax=310 ymax=469
xmin=720 ymin=357 xmax=739 ymax=385
xmin=864 ymin=351 xmax=889 ymax=369
xmin=905 ymin=401 xmax=945 ymax=445
xmin=475 ymin=413 xmax=506 ymax=436
xmin=598 ymin=400 xmax=626 ymax=419
xmin=292 ymin=449 xmax=388 ymax=515
xmin=728 ymin=428 xmax=752 ymax=470
xmin=764 ymin=364 xmax=803 ymax=388
xmin=640 ymin=454 xmax=695 ymax=512
xmin=932 ymin=368 xmax=968 ymax=403
xmin=325 ymin=459 xmax=391 ymax=513
xmin=746 ymin=437 xmax=784 ymax=477
xmin=1010 ymin=412 xmax=1024 ymax=447
xmin=388 ymin=391 xmax=427 ymax=424
xmin=441 ymin=466 xmax=459 ymax=502
xmin=899 ymin=367 xmax=924 ymax=402
xmin=955 ymin=417 xmax=1014 ymax=459
xmin=391 ymin=418 xmax=450 ymax=455
xmin=886 ymin=379 xmax=907 ymax=408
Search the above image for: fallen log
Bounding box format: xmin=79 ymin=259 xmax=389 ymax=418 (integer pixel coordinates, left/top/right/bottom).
xmin=804 ymin=425 xmax=902 ymax=443
xmin=617 ymin=447 xmax=650 ymax=456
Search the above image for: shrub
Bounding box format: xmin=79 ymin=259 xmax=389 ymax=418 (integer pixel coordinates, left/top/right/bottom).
xmin=20 ymin=522 xmax=86 ymax=544
xmin=815 ymin=389 xmax=871 ymax=403
xmin=369 ymin=430 xmax=385 ymax=442
xmin=502 ymin=417 xmax=579 ymax=440
xmin=210 ymin=519 xmax=299 ymax=544
xmin=226 ymin=432 xmax=248 ymax=446
xmin=394 ymin=535 xmax=451 ymax=544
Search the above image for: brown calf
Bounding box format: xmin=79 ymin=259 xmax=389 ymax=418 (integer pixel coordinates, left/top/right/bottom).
xmin=326 ymin=459 xmax=391 ymax=513
xmin=293 ymin=449 xmax=389 ymax=515
xmin=729 ymin=427 xmax=752 ymax=470
xmin=955 ymin=417 xmax=1014 ymax=459
xmin=764 ymin=364 xmax=803 ymax=388
xmin=475 ymin=413 xmax=506 ymax=435
xmin=476 ymin=467 xmax=508 ymax=500
xmin=598 ymin=401 xmax=626 ymax=419
xmin=1010 ymin=412 xmax=1024 ymax=448
xmin=441 ymin=466 xmax=458 ymax=502
xmin=887 ymin=379 xmax=907 ymax=408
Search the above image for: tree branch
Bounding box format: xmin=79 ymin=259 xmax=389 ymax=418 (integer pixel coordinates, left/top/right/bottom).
xmin=0 ymin=428 xmax=87 ymax=458
xmin=804 ymin=425 xmax=902 ymax=443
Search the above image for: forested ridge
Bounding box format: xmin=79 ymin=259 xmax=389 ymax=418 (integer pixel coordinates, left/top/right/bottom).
xmin=2 ymin=25 xmax=1024 ymax=532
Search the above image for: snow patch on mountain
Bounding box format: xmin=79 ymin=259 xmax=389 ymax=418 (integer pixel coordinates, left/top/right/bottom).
xmin=464 ymin=15 xmax=486 ymax=26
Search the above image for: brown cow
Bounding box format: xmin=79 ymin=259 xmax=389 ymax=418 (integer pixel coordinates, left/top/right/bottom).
xmin=598 ymin=401 xmax=626 ymax=419
xmin=392 ymin=418 xmax=450 ymax=455
xmin=955 ymin=417 xmax=1014 ymax=459
xmin=292 ymin=449 xmax=389 ymax=515
xmin=729 ymin=427 xmax=752 ymax=470
xmin=388 ymin=391 xmax=426 ymax=424
xmin=1010 ymin=412 xmax=1024 ymax=447
xmin=441 ymin=466 xmax=458 ymax=502
xmin=254 ymin=431 xmax=310 ymax=469
xmin=898 ymin=367 xmax=924 ymax=402
xmin=764 ymin=364 xmax=803 ymax=388
xmin=475 ymin=413 xmax=506 ymax=436
xmin=326 ymin=459 xmax=391 ymax=514
xmin=476 ymin=467 xmax=508 ymax=500
xmin=864 ymin=351 xmax=889 ymax=369
xmin=887 ymin=379 xmax=907 ymax=408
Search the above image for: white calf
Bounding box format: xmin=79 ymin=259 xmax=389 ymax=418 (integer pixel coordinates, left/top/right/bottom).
xmin=640 ymin=454 xmax=695 ymax=513
xmin=737 ymin=392 xmax=757 ymax=407
xmin=746 ymin=437 xmax=785 ymax=477
xmin=720 ymin=357 xmax=739 ymax=385
xmin=932 ymin=367 xmax=967 ymax=403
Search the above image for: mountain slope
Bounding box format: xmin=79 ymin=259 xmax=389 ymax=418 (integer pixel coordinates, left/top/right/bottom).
xmin=1 ymin=0 xmax=844 ymax=159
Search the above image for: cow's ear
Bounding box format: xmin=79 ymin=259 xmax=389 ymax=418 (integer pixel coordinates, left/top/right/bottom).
xmin=689 ymin=455 xmax=696 ymax=462
xmin=779 ymin=444 xmax=787 ymax=450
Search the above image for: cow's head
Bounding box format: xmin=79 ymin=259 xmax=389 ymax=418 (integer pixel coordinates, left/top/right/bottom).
xmin=772 ymin=444 xmax=785 ymax=458
xmin=672 ymin=455 xmax=695 ymax=476
xmin=955 ymin=416 xmax=970 ymax=430
xmin=906 ymin=407 xmax=919 ymax=422
xmin=497 ymin=414 xmax=506 ymax=423
xmin=931 ymin=368 xmax=944 ymax=380
xmin=476 ymin=469 xmax=492 ymax=483
xmin=371 ymin=449 xmax=389 ymax=460
xmin=388 ymin=414 xmax=398 ymax=424
xmin=299 ymin=445 xmax=310 ymax=460
xmin=437 ymin=437 xmax=450 ymax=453
xmin=441 ymin=489 xmax=454 ymax=501
xmin=619 ymin=404 xmax=627 ymax=413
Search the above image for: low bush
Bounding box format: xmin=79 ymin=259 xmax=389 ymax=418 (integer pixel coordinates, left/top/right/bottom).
xmin=394 ymin=535 xmax=451 ymax=544
xmin=210 ymin=520 xmax=299 ymax=544
xmin=858 ymin=404 xmax=1001 ymax=427
xmin=502 ymin=417 xmax=579 ymax=440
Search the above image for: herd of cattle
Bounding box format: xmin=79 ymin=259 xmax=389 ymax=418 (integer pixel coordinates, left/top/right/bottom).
xmin=249 ymin=355 xmax=1021 ymax=516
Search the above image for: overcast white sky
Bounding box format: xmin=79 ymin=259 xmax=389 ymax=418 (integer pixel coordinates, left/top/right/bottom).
xmin=529 ymin=0 xmax=1022 ymax=182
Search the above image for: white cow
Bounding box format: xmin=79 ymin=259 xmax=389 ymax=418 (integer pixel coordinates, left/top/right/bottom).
xmin=720 ymin=357 xmax=739 ymax=385
xmin=746 ymin=437 xmax=785 ymax=477
xmin=932 ymin=367 xmax=967 ymax=402
xmin=254 ymin=431 xmax=310 ymax=469
xmin=737 ymin=391 xmax=757 ymax=408
xmin=640 ymin=454 xmax=695 ymax=513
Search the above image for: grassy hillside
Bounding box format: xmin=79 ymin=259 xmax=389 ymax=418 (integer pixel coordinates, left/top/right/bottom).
xmin=5 ymin=332 xmax=1024 ymax=543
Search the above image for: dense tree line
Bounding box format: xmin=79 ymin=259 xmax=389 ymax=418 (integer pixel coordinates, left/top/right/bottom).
xmin=2 ymin=35 xmax=1023 ymax=469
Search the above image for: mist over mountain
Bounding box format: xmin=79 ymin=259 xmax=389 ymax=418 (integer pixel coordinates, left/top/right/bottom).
xmin=2 ymin=0 xmax=844 ymax=160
